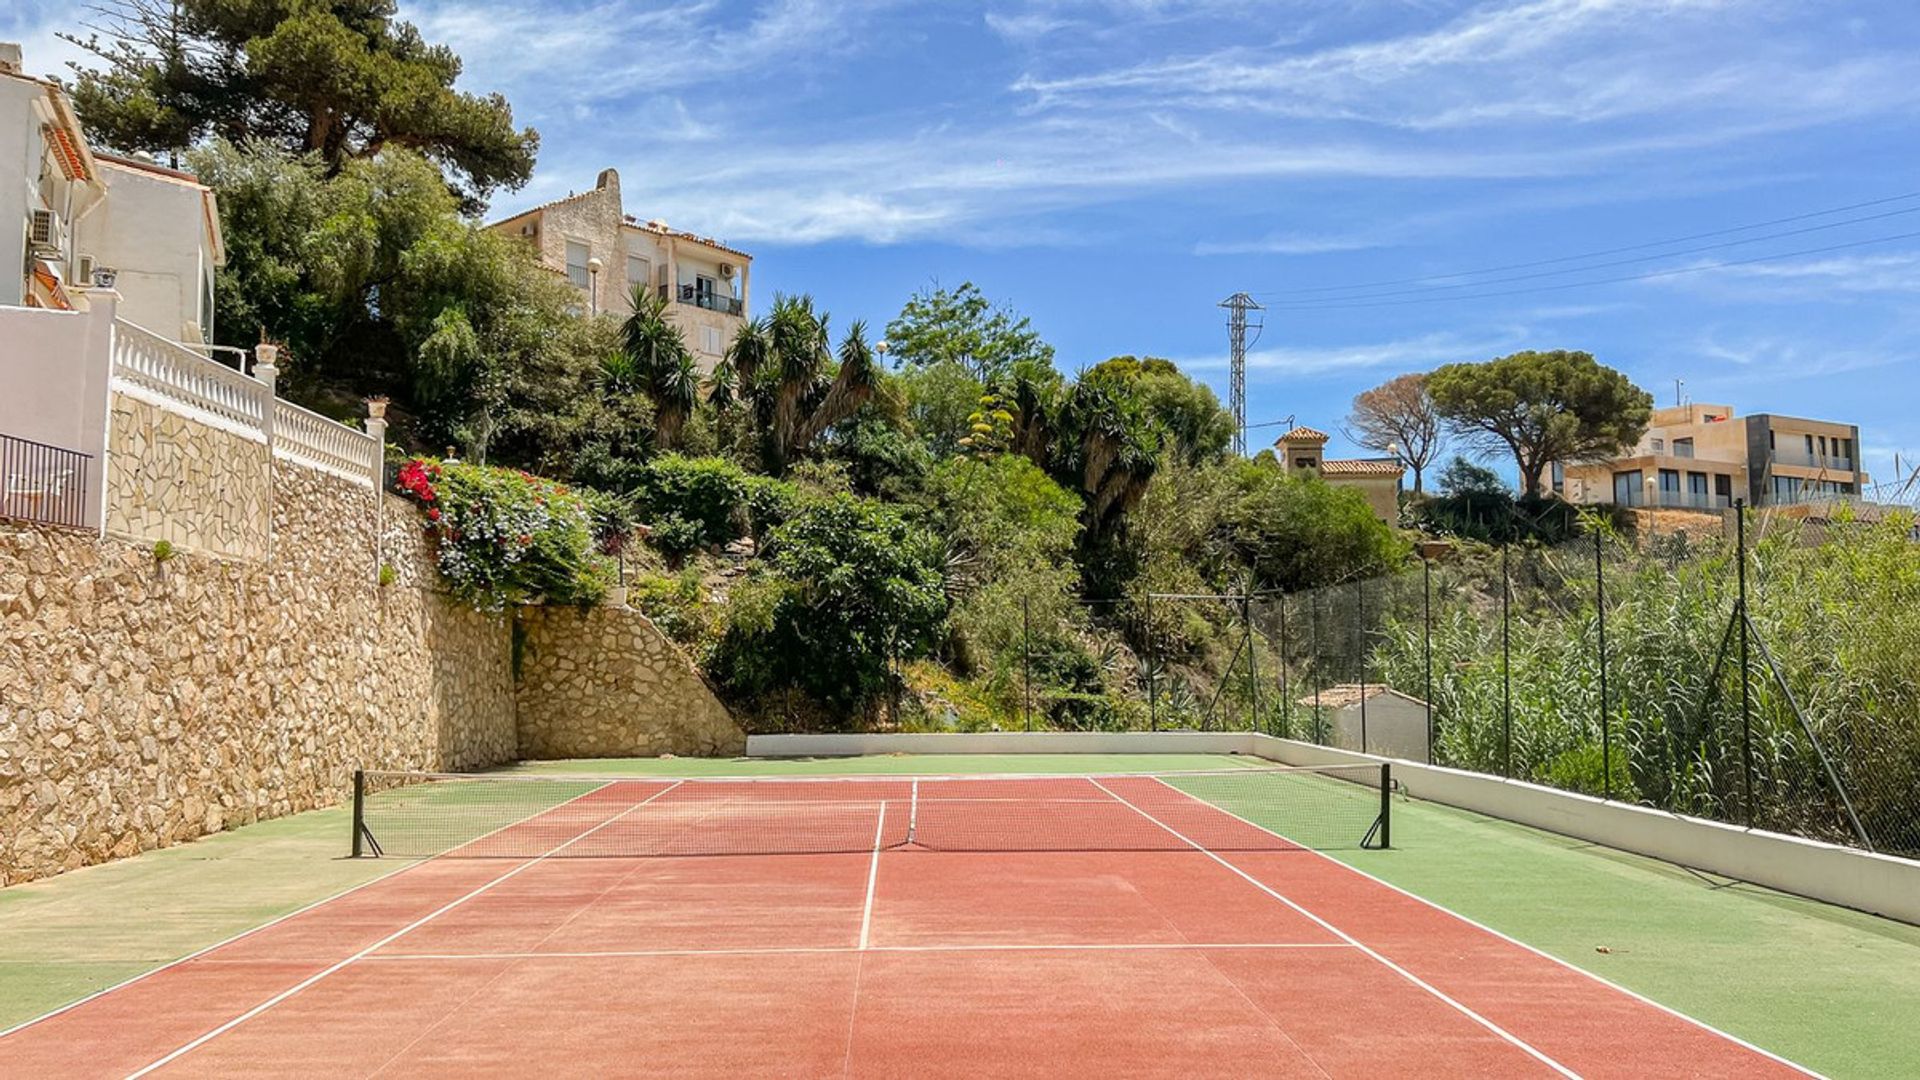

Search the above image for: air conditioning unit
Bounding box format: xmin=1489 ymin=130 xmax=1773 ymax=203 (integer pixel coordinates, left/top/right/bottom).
xmin=74 ymin=253 xmax=95 ymax=286
xmin=718 ymin=262 xmax=736 ymax=277
xmin=28 ymin=208 xmax=67 ymax=257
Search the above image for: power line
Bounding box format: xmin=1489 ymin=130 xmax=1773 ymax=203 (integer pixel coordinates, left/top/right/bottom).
xmin=1252 ymin=189 xmax=1920 ymax=299
xmin=1247 ymin=228 xmax=1920 ymax=311
xmin=1260 ymin=205 xmax=1920 ymax=307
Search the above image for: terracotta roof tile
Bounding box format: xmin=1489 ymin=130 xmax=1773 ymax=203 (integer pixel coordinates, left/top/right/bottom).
xmin=1320 ymin=458 xmax=1404 ymax=477
xmin=1276 ymin=426 xmax=1330 ymax=443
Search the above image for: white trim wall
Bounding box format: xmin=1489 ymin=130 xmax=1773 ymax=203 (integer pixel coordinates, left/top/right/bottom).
xmin=744 ymin=731 xmax=1920 ymax=925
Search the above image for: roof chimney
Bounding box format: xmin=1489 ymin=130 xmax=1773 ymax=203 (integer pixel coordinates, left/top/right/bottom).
xmin=596 ymin=167 xmax=620 ymax=192
xmin=0 ymin=43 xmax=23 ymax=75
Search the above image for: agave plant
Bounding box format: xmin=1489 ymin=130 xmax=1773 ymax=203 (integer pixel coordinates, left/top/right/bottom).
xmin=619 ymin=287 xmax=699 ymax=449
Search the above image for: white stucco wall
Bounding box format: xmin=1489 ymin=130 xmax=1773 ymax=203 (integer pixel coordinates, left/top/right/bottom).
xmin=75 ymin=160 xmax=217 ymax=343
xmin=1327 ymin=696 xmax=1429 ymax=762
xmin=0 ymin=294 xmax=117 ymax=526
xmin=0 ymin=74 xmax=37 ymax=308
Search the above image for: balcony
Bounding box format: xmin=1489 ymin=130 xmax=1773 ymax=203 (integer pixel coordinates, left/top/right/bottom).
xmin=661 ymin=283 xmax=744 ymax=317
xmin=1772 ymin=448 xmax=1854 ymax=471
xmin=1649 ymin=490 xmax=1732 ymax=510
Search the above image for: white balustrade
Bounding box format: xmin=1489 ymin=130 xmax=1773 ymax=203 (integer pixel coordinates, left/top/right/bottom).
xmin=273 ymin=398 xmax=379 ymax=486
xmin=110 ymin=318 xmax=377 ymax=488
xmin=110 ymin=319 xmax=266 ymax=434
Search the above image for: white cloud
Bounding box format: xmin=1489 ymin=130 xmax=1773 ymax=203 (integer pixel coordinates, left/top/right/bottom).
xmin=1182 ymin=328 xmax=1526 ymax=377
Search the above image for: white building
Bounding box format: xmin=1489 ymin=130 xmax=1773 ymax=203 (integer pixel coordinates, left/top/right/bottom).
xmin=1 ymin=43 xmax=224 ymax=346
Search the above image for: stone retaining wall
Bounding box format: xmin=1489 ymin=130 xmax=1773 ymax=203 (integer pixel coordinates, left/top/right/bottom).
xmin=0 ymin=460 xmax=519 ymax=884
xmin=2 ymin=403 xmax=746 ymax=885
xmin=516 ymin=606 xmax=745 ymax=759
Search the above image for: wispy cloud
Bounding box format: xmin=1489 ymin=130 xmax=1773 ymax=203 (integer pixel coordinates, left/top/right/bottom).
xmin=1183 ymin=328 xmax=1527 ymax=377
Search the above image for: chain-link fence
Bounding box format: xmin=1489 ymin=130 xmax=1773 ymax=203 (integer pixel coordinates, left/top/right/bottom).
xmin=990 ymin=501 xmax=1919 ymax=858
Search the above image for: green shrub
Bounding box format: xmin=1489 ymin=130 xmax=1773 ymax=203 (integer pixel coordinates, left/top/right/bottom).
xmin=711 ymin=494 xmax=948 ymax=715
xmin=649 ymin=513 xmax=706 ymax=560
xmin=632 ymin=454 xmax=748 ymax=542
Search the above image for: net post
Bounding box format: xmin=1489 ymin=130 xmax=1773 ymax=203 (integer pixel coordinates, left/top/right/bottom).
xmin=351 ymin=769 xmax=366 ymax=858
xmin=1378 ymin=763 xmax=1392 ymax=850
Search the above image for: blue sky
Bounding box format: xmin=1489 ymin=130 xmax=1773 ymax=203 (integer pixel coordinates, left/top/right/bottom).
xmin=10 ymin=0 xmax=1919 ymax=488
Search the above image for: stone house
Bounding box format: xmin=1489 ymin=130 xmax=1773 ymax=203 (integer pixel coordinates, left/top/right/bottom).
xmin=1298 ymin=684 xmax=1431 ymax=763
xmin=1274 ymin=426 xmax=1404 ymax=523
xmin=488 ymin=168 xmax=752 ymax=371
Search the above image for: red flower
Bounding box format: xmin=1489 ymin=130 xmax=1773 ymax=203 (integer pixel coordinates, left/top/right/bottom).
xmin=427 ymin=508 xmax=441 ymax=522
xmin=518 ymin=533 xmax=532 ymax=545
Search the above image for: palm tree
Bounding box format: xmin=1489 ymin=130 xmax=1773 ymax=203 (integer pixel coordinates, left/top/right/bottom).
xmin=713 ymin=294 xmax=877 ymax=475
xmin=619 ymin=287 xmax=699 ymax=449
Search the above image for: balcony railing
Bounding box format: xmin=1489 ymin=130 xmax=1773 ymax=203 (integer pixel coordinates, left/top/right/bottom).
xmin=1 ymin=432 xmax=91 ymax=529
xmin=1772 ymin=448 xmax=1854 ymax=471
xmin=1650 ymin=490 xmax=1732 ymax=510
xmin=661 ymin=283 xmax=744 ymax=316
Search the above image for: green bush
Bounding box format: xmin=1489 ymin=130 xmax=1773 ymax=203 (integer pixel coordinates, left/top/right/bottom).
xmin=711 ymin=494 xmax=949 ymax=715
xmin=632 ymin=454 xmax=749 ymax=542
xmin=649 ymin=513 xmax=707 ymax=561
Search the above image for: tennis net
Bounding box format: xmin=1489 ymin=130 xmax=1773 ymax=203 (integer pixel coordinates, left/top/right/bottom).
xmin=352 ymin=765 xmax=1393 ymax=860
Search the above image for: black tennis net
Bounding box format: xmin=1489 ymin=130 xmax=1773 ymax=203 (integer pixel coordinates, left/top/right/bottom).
xmin=351 ymin=765 xmax=1393 ymax=860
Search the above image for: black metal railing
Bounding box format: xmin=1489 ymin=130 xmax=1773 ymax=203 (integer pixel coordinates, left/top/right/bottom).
xmin=1 ymin=432 xmax=92 ymax=529
xmin=660 ymin=283 xmax=744 ymax=316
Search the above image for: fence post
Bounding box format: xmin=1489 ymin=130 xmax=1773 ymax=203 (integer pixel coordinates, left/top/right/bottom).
xmin=1309 ymin=591 xmax=1322 ymax=743
xmin=1277 ymin=592 xmax=1291 ymax=741
xmin=1358 ymin=577 xmax=1369 ymax=755
xmin=1502 ymin=542 xmax=1512 ymax=778
xmin=1242 ymin=577 xmax=1259 ymax=734
xmin=1022 ymin=593 xmax=1032 ymax=732
xmin=1596 ymin=527 xmax=1611 ymax=800
xmin=1378 ymin=763 xmax=1392 ymax=850
xmin=1423 ymin=554 xmax=1433 ymax=764
xmin=1145 ymin=590 xmax=1158 ymax=732
xmin=1736 ymin=498 xmax=1753 ymax=825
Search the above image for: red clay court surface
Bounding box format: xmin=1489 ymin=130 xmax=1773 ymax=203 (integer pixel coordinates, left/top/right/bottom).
xmin=0 ymin=774 xmax=1819 ymax=1078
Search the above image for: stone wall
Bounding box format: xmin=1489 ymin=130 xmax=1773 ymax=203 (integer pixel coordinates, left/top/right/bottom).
xmin=0 ymin=461 xmax=517 ymax=885
xmin=105 ymin=392 xmax=271 ymax=561
xmin=2 ymin=400 xmax=745 ymax=886
xmin=516 ymin=606 xmax=745 ymax=759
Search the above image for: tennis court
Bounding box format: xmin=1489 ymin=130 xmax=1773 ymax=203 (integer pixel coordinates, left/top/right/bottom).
xmin=0 ymin=764 xmax=1818 ymax=1077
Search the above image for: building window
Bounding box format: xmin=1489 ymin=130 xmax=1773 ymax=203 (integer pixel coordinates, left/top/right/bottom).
xmin=700 ymin=325 xmax=723 ymax=355
xmin=1658 ymin=469 xmax=1680 ymax=493
xmin=1688 ymin=472 xmax=1708 ymax=496
xmin=1613 ymin=470 xmax=1643 ymax=506
xmin=627 ymin=255 xmax=651 ymax=300
xmin=565 ymin=240 xmax=590 ymax=288
xmin=1650 ymin=437 xmax=1665 ymax=454
xmin=1673 ymin=437 xmax=1694 ymax=458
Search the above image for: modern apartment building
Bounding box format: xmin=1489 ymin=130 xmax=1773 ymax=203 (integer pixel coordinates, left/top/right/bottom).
xmin=1558 ymin=404 xmax=1869 ymax=510
xmin=2 ymin=44 xmax=225 ymax=346
xmin=488 ymin=168 xmax=751 ymax=370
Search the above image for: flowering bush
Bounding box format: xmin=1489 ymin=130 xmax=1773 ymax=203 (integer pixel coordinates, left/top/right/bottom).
xmin=394 ymin=458 xmax=614 ymax=610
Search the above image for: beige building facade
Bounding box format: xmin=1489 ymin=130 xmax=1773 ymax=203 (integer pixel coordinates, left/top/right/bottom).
xmin=488 ymin=168 xmax=751 ymax=369
xmin=1275 ymin=426 xmax=1404 ymax=523
xmin=1558 ymin=404 xmax=1868 ymax=511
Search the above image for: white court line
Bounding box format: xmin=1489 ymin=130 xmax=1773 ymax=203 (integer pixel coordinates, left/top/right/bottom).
xmin=123 ymin=780 xmax=685 ymax=1079
xmin=1150 ymin=778 xmax=1826 ymax=1079
xmin=362 ymin=942 xmax=1359 ymax=961
xmin=1087 ymin=778 xmax=1580 ymax=1080
xmin=857 ymin=802 xmax=888 ymax=949
xmin=0 ymin=774 xmax=644 ymax=1042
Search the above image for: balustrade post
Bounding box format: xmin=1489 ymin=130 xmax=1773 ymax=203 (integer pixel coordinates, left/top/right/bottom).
xmin=364 ymin=398 xmax=389 ymax=488
xmin=253 ymin=344 xmax=279 ymax=453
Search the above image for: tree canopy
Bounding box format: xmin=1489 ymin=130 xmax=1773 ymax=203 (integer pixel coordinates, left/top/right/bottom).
xmin=883 ymin=281 xmax=1055 ymax=381
xmin=1429 ymin=350 xmax=1652 ymax=497
xmin=1347 ymin=372 xmax=1444 ymax=493
xmin=65 ymin=0 xmax=537 ymax=205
